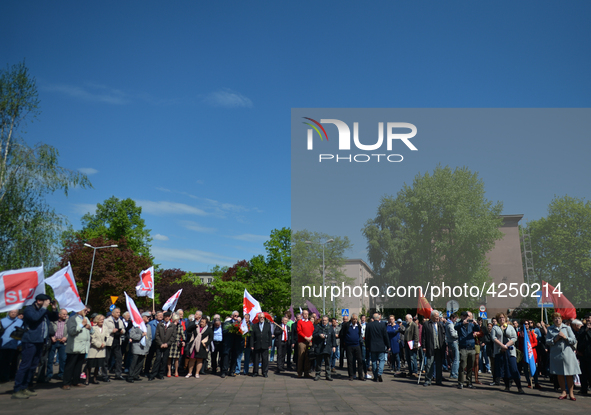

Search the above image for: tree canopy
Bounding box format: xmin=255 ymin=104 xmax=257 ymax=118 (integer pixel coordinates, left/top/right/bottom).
xmin=363 ymin=165 xmax=503 ymax=308
xmin=0 ymin=61 xmax=91 ymax=270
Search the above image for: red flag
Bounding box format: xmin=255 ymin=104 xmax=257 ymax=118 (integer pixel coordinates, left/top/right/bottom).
xmin=417 ymin=292 xmax=433 ymax=319
xmin=542 ymin=280 xmax=576 ymax=320
xmin=252 ymin=311 xmax=274 ymax=324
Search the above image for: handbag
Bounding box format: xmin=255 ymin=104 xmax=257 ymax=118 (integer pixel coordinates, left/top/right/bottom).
xmin=10 ymin=326 xmax=28 ymax=341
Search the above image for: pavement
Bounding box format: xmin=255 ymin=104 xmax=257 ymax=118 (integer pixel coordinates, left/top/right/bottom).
xmin=1 ymin=364 xmax=590 ymax=415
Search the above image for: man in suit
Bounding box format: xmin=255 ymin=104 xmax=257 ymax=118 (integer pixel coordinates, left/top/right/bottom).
xmin=290 ymin=313 xmax=301 ymax=370
xmin=149 ymin=311 xmax=176 ymax=380
xmin=422 ymin=310 xmax=446 ymax=386
xmin=366 ymin=313 xmax=390 ymax=382
xmin=104 ymin=308 xmax=126 ymax=380
xmin=127 ymin=312 xmax=152 ymax=383
xmin=313 ymin=316 xmax=336 ymax=381
xmin=341 ymin=314 xmax=365 ymax=381
xmin=339 ymin=315 xmax=349 ymax=369
xmin=250 ymin=312 xmax=272 ymax=377
xmin=275 ymin=316 xmax=290 ymax=373
xmin=404 ymin=314 xmax=420 ymax=378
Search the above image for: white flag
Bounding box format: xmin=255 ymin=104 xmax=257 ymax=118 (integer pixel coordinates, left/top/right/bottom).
xmin=0 ymin=266 xmax=45 ymax=313
xmin=136 ymin=266 xmax=154 ymax=299
xmin=162 ymin=289 xmax=182 ymax=312
xmin=243 ymin=289 xmax=262 ymax=321
xmin=45 ymin=263 xmax=85 ymax=312
xmin=240 ymin=318 xmax=249 ymax=335
xmin=124 ymin=292 xmax=147 ymax=346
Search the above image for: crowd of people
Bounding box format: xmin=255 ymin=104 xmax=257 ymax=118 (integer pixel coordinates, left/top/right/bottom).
xmin=2 ymin=293 xmax=591 ymax=402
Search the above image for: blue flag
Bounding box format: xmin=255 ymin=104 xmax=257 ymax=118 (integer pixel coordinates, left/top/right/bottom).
xmin=523 ymin=324 xmax=536 ymax=377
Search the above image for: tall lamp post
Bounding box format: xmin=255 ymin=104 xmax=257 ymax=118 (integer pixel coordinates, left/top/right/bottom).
xmin=305 ymin=238 xmax=334 ymax=316
xmin=84 ymin=243 xmax=118 ymax=305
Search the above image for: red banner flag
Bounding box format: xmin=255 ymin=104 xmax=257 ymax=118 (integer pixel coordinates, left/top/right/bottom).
xmin=417 ymin=292 xmax=433 ymax=319
xmin=542 ymin=280 xmax=576 ymax=321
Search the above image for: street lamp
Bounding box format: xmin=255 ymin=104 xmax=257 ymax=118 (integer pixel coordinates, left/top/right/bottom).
xmin=84 ymin=243 xmax=118 ymax=305
xmin=305 ymin=238 xmax=334 ymax=315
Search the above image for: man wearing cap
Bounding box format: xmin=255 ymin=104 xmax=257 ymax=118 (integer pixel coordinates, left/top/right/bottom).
xmin=127 ymin=312 xmax=152 ymax=383
xmin=12 ymin=294 xmax=59 ymax=399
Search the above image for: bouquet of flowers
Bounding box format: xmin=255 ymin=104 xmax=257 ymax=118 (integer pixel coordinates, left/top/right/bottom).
xmin=228 ymin=321 xmax=251 ymax=337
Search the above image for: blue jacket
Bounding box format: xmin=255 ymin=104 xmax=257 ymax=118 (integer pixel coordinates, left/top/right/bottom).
xmin=387 ymin=324 xmax=402 ymax=354
xmin=21 ymin=304 xmax=58 ymax=344
xmin=455 ymin=320 xmax=480 ymax=350
xmin=148 ymin=319 xmax=160 ymax=340
xmin=1 ymin=316 xmax=24 ymax=349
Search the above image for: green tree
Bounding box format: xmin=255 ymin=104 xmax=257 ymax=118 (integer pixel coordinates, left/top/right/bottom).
xmin=291 ymin=229 xmax=353 ymax=309
xmin=363 ymin=165 xmax=503 ymax=308
xmin=0 ymin=61 xmax=91 ymax=270
xmin=526 ymin=195 xmax=591 ymax=307
xmin=78 ymin=196 xmax=152 ymax=258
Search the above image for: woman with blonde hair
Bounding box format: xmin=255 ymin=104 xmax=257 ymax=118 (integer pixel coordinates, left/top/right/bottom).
xmin=546 ymin=312 xmax=580 ymax=401
xmin=167 ymin=313 xmax=185 ymax=377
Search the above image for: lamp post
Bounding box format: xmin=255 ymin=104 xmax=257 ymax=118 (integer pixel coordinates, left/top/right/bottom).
xmin=84 ymin=243 xmax=118 ymax=305
xmin=305 ymin=238 xmax=334 ymax=316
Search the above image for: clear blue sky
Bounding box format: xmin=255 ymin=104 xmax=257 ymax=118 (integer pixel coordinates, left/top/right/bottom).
xmin=2 ymin=1 xmax=590 ymax=271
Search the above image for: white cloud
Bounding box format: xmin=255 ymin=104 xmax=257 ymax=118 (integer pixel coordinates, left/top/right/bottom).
xmin=78 ymin=167 xmax=98 ymax=175
xmin=181 ymin=221 xmax=216 ymax=233
xmin=204 ymin=89 xmax=253 ymax=108
xmin=73 ymin=203 xmax=97 ymax=216
xmin=43 ymin=83 xmax=129 ymax=105
xmin=229 ymin=234 xmax=268 ymax=243
xmin=153 ymin=234 xmax=169 ymax=241
xmin=152 ymin=247 xmax=236 ymax=267
xmin=135 ymin=200 xmax=208 ymax=216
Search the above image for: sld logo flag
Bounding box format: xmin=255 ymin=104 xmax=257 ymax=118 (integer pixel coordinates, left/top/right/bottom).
xmin=0 ymin=266 xmax=45 ymax=312
xmin=303 ymin=117 xmax=417 ymax=163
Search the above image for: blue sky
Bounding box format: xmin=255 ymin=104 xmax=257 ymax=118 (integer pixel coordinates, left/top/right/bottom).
xmin=2 ymin=1 xmax=590 ymax=272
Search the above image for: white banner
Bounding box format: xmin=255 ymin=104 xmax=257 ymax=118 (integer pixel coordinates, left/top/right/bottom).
xmin=136 ymin=266 xmax=154 ymax=299
xmin=124 ymin=292 xmax=147 ymax=346
xmin=162 ymin=289 xmax=182 ymax=312
xmin=243 ymin=289 xmax=262 ymax=321
xmin=45 ymin=263 xmax=85 ymax=312
xmin=0 ymin=266 xmax=45 ymax=313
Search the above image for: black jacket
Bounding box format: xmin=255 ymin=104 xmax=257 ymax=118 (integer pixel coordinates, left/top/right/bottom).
xmin=365 ymin=320 xmax=390 ymax=353
xmin=421 ymin=320 xmax=446 ymax=357
xmin=250 ymin=321 xmax=272 ymax=350
xmin=312 ymin=323 xmax=336 ymax=355
xmin=154 ymin=321 xmax=177 ymax=347
xmin=274 ymin=323 xmax=290 ymax=344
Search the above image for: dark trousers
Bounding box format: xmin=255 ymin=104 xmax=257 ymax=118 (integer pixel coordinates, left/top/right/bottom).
xmin=105 ymin=344 xmax=122 ymax=377
xmin=339 ymin=343 xmax=347 ymax=367
xmin=276 ymin=340 xmax=288 ymax=371
xmin=458 ymin=349 xmax=476 ymax=386
xmin=13 ymin=342 xmax=43 ymax=392
xmin=63 ymin=353 xmax=86 ymax=386
xmin=129 ymin=354 xmax=146 ymax=379
xmin=252 ymin=348 xmax=269 ymax=375
xmin=46 ymin=341 xmax=67 ymax=380
xmin=143 ymin=343 xmax=158 ymax=375
xmin=498 ymin=352 xmax=522 ymax=388
xmin=0 ymin=349 xmax=18 ymax=382
xmin=151 ymin=347 xmax=170 ymax=378
xmin=315 ymin=354 xmax=331 ymax=377
xmin=425 ymin=348 xmax=444 ymax=384
xmin=580 ymin=358 xmax=591 ymax=393
xmin=212 ymin=341 xmax=222 ymax=373
xmin=346 ymin=345 xmax=364 ymax=378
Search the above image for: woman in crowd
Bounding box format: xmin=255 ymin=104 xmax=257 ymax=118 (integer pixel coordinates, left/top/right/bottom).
xmin=546 ymin=312 xmax=580 ymax=401
xmin=167 ymin=313 xmax=186 ymax=377
xmin=518 ymin=319 xmax=540 ymax=389
xmin=185 ymin=317 xmax=212 ymax=378
xmin=386 ymin=315 xmax=401 ymax=375
xmin=87 ymin=314 xmax=107 ymax=384
xmin=492 ymin=313 xmax=524 ymax=394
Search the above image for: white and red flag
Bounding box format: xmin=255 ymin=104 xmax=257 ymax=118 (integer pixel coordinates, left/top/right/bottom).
xmin=243 ymin=288 xmax=262 ymax=321
xmin=124 ymin=291 xmax=147 ymax=346
xmin=240 ymin=318 xmax=249 ymax=334
xmin=0 ymin=266 xmax=45 ymax=313
xmin=136 ymin=266 xmax=154 ymax=299
xmin=45 ymin=263 xmax=85 ymax=312
xmin=162 ymin=289 xmax=182 ymax=312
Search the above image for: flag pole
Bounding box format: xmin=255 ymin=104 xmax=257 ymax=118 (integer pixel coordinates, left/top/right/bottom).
xmin=152 ymin=288 xmax=155 ymax=313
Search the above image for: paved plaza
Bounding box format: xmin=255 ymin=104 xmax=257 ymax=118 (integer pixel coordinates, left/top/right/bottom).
xmin=1 ymin=364 xmax=590 ymax=415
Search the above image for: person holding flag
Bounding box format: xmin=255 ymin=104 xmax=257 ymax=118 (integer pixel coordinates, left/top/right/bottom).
xmin=127 ymin=312 xmax=152 ymax=383
xmin=518 ymin=319 xmax=540 ymax=389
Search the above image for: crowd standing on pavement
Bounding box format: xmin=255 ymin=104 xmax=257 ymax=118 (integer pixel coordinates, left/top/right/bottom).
xmin=1 ymin=293 xmax=591 ymax=403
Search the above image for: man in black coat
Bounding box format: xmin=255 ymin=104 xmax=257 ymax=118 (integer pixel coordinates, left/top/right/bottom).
xmin=250 ymin=312 xmax=272 ymax=377
xmin=365 ymin=313 xmax=390 ymax=382
xmin=290 ymin=313 xmax=300 ymax=369
xmin=149 ymin=312 xmax=176 ymax=380
xmin=421 ymin=310 xmax=446 ymax=386
xmin=274 ymin=316 xmax=291 ymax=373
xmin=313 ymin=316 xmax=336 ymax=381
xmin=341 ymin=314 xmax=365 ymax=381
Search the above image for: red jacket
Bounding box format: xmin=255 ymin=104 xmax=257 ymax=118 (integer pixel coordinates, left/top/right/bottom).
xmin=297 ymin=320 xmax=314 ymax=343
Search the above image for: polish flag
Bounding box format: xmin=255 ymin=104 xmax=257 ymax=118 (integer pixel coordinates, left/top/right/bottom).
xmin=124 ymin=292 xmax=147 ymax=346
xmin=243 ymin=289 xmax=262 ymax=321
xmin=0 ymin=266 xmax=45 ymax=313
xmin=162 ymin=289 xmax=182 ymax=312
xmin=136 ymin=266 xmax=154 ymax=298
xmin=45 ymin=263 xmax=85 ymax=312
